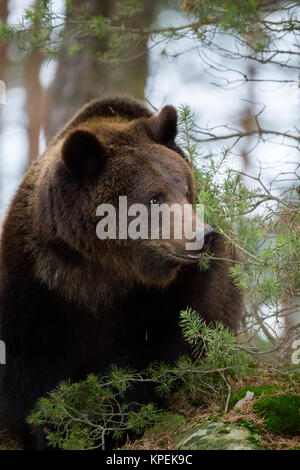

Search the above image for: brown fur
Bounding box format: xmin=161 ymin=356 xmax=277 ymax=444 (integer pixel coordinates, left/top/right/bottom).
xmin=0 ymin=96 xmax=243 ymax=449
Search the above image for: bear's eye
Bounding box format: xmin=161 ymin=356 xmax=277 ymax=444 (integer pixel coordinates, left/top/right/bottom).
xmin=149 ymin=196 xmax=161 ymax=205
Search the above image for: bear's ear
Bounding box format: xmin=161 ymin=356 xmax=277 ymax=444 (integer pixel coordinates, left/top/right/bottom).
xmin=62 ymin=130 xmax=107 ymax=178
xmin=147 ymin=105 xmax=178 ymax=145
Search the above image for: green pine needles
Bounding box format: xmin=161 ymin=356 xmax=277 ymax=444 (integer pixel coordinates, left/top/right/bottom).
xmin=178 ymin=104 xmax=299 ymax=356
xmin=28 ymin=308 xmax=251 ymax=450
xmin=179 ymin=308 xmax=249 ymax=371
xmin=0 ymin=0 xmax=290 ymax=62
xmin=28 ymin=371 xmax=162 ymax=450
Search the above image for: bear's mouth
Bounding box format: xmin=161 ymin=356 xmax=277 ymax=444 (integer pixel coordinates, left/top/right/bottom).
xmin=170 ymin=251 xmax=204 ymax=264
xmin=155 ymin=242 xmax=207 ymax=265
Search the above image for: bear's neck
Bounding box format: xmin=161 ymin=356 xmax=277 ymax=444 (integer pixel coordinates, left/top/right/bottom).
xmin=32 ymin=238 xmax=133 ymax=314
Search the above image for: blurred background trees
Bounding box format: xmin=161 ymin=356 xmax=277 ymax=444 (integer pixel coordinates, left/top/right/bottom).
xmin=47 ymin=0 xmax=159 ymax=137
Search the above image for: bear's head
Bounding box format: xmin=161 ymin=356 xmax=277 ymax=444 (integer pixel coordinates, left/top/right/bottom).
xmin=40 ymin=102 xmax=215 ymax=289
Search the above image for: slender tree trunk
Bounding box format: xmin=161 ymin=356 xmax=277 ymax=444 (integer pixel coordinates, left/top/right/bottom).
xmin=239 ymin=63 xmax=257 ymax=168
xmin=25 ymin=52 xmax=44 ymax=166
xmin=0 ymin=0 xmax=9 ymax=216
xmin=0 ymin=0 xmax=9 ymax=108
xmin=46 ymin=0 xmax=159 ymax=139
xmin=24 ymin=1 xmax=44 ymax=167
xmin=0 ymin=0 xmax=9 ymax=77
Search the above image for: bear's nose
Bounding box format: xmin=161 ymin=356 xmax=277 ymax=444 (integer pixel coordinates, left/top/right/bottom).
xmin=202 ymin=225 xmax=216 ymax=252
xmin=183 ymin=223 xmax=216 ymax=257
xmin=191 ymin=224 xmax=216 ymax=253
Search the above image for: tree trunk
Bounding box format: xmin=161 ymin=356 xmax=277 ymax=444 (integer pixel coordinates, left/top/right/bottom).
xmin=46 ymin=0 xmax=159 ymax=139
xmin=24 ymin=1 xmax=44 ymax=167
xmin=0 ymin=0 xmax=9 ymax=78
xmin=0 ymin=0 xmax=9 ymax=213
xmin=25 ymin=51 xmax=44 ymax=166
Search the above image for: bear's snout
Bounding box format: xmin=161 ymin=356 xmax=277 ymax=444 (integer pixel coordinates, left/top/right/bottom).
xmin=200 ymin=224 xmax=216 ymax=252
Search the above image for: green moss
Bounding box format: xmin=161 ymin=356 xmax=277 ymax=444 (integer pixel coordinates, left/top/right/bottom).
xmin=229 ymin=385 xmax=281 ymax=409
xmin=253 ymin=394 xmax=300 ymax=436
xmin=217 ymin=427 xmax=230 ymax=434
xmin=236 ymin=420 xmax=263 ymax=448
xmin=237 ymin=419 xmax=257 ymax=432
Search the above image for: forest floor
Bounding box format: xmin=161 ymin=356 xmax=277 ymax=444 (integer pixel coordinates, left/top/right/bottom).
xmin=122 ymin=366 xmax=300 ymax=451
xmin=0 ymin=429 xmax=22 ymax=450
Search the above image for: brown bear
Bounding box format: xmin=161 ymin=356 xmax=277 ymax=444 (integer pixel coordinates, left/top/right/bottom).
xmin=0 ymin=96 xmax=243 ymax=449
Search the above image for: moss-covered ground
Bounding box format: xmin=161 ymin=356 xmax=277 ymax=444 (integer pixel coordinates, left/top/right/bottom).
xmin=122 ymin=364 xmax=300 ymax=450
xmin=1 ymin=363 xmax=299 ymax=450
